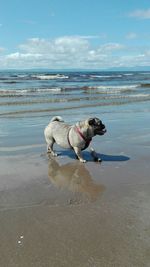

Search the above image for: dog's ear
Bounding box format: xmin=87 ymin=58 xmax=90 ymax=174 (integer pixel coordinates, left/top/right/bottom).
xmin=88 ymin=118 xmax=95 ymax=126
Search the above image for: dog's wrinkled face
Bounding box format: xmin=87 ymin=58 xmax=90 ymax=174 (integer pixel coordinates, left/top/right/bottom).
xmin=88 ymin=117 xmax=107 ymax=136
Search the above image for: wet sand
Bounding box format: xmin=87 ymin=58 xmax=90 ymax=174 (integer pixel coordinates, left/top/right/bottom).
xmin=0 ymin=108 xmax=150 ymax=267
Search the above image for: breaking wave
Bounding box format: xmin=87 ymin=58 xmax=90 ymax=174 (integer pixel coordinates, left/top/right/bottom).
xmin=0 ymin=87 xmax=62 ymax=96
xmin=31 ymin=74 xmax=69 ymax=80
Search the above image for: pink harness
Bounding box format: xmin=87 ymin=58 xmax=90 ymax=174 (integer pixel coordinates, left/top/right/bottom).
xmin=67 ymin=127 xmax=91 ymax=149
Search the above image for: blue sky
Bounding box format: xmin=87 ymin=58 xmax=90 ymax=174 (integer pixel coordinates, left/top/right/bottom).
xmin=0 ymin=0 xmax=150 ymax=69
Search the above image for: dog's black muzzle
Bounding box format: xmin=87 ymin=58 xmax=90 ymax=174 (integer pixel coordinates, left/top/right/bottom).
xmin=94 ymin=123 xmax=107 ymax=135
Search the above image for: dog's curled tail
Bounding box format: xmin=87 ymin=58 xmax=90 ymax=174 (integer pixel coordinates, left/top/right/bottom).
xmin=50 ymin=116 xmax=64 ymax=122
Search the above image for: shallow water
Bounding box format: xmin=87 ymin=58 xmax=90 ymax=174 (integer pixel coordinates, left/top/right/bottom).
xmin=0 ymin=70 xmax=150 ymax=157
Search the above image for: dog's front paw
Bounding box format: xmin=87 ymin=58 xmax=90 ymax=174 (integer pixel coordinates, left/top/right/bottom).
xmin=97 ymin=158 xmax=102 ymax=163
xmin=90 ymin=148 xmax=102 ymax=163
xmin=52 ymin=152 xmax=58 ymax=157
xmin=93 ymin=156 xmax=102 ymax=163
xmin=79 ymin=159 xmax=86 ymax=163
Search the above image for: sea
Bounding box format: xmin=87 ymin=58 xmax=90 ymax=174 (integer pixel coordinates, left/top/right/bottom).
xmin=0 ymin=70 xmax=150 ymax=154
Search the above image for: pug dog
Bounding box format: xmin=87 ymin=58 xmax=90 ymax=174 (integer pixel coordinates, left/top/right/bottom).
xmin=44 ymin=116 xmax=106 ymax=163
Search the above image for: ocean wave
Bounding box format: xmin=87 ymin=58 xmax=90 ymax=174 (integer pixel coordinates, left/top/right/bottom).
xmin=31 ymin=74 xmax=69 ymax=80
xmin=90 ymin=75 xmax=122 ymax=78
xmin=16 ymin=74 xmax=29 ymax=78
xmin=0 ymin=82 xmax=149 ymax=100
xmin=83 ymin=84 xmax=139 ymax=93
xmin=123 ymin=73 xmax=134 ymax=76
xmin=0 ymin=83 xmax=145 ymax=98
xmin=127 ymin=93 xmax=150 ymax=98
xmin=0 ymin=87 xmax=62 ymax=96
xmin=0 ymin=80 xmax=18 ymax=84
xmin=140 ymin=83 xmax=150 ymax=88
xmin=96 ymin=84 xmax=138 ymax=89
xmin=1 ymin=93 xmax=150 ymax=107
xmin=0 ymin=144 xmax=44 ymax=152
xmin=1 ymin=97 xmax=150 ymax=117
xmin=36 ymin=88 xmax=62 ymax=92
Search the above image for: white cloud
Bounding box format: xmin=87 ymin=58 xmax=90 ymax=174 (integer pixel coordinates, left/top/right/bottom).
xmin=76 ymin=35 xmax=101 ymax=40
xmin=6 ymin=52 xmax=42 ymax=60
xmin=0 ymin=47 xmax=5 ymax=53
xmin=19 ymin=36 xmax=89 ymax=54
xmin=0 ymin=36 xmax=150 ymax=69
xmin=126 ymin=32 xmax=138 ymax=40
xmin=97 ymin=43 xmax=124 ymax=52
xmin=17 ymin=37 xmax=125 ymax=68
xmin=129 ymin=8 xmax=150 ymax=19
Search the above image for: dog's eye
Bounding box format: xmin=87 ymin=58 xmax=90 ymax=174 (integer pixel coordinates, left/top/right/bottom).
xmin=88 ymin=118 xmax=95 ymax=125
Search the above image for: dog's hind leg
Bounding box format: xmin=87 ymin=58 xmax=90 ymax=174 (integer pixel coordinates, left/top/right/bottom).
xmin=47 ymin=138 xmax=58 ymax=157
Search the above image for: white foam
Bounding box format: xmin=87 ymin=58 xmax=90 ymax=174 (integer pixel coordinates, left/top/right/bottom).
xmin=89 ymin=84 xmax=139 ymax=92
xmin=0 ymin=144 xmax=45 ymax=152
xmin=0 ymin=87 xmax=62 ymax=96
xmin=32 ymin=74 xmax=69 ymax=80
xmin=36 ymin=88 xmax=62 ymax=92
xmin=90 ymin=75 xmax=122 ymax=78
xmin=128 ymin=93 xmax=150 ymax=98
xmin=123 ymin=73 xmax=134 ymax=76
xmin=100 ymin=85 xmax=137 ymax=89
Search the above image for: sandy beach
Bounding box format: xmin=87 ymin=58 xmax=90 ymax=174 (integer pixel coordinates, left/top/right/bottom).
xmin=0 ymin=100 xmax=150 ymax=267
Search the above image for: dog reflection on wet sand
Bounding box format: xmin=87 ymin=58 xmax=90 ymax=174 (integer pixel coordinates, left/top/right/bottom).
xmin=48 ymin=157 xmax=105 ymax=202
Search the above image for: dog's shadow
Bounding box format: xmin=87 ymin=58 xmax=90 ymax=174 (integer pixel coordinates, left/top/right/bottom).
xmin=57 ymin=149 xmax=130 ymax=162
xmin=97 ymin=153 xmax=130 ymax=162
